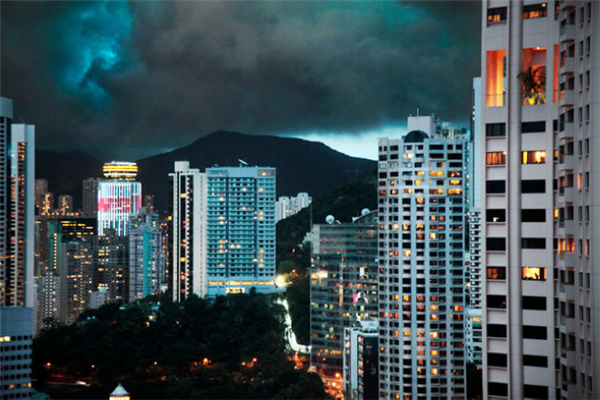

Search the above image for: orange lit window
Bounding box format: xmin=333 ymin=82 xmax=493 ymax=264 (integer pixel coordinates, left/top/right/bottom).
xmin=522 ymin=150 xmax=546 ymax=164
xmin=554 ymin=208 xmax=559 ymax=219
xmin=416 ymin=197 xmax=424 ymax=204
xmin=486 ymin=151 xmax=506 ymax=165
xmin=448 ymin=189 xmax=462 ymax=195
xmin=523 ymin=3 xmax=547 ymax=19
xmin=487 ymin=50 xmax=507 ymax=106
xmin=521 ymin=47 xmax=547 ymax=105
xmin=522 ymin=267 xmax=546 ymax=280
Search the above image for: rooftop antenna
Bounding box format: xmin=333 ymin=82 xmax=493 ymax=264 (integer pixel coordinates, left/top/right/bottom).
xmin=416 ymin=107 xmax=420 ymax=117
xmin=238 ymin=159 xmax=248 ymax=167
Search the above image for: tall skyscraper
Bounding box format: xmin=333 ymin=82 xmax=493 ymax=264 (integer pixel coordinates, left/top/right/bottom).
xmin=96 ymin=229 xmax=129 ymax=303
xmin=377 ymin=115 xmax=469 ymax=399
xmin=82 ymin=177 xmax=100 ymax=218
xmin=0 ymin=97 xmax=14 ymax=304
xmin=169 ymin=161 xmax=206 ymax=301
xmin=35 ymin=178 xmax=49 ymax=216
xmin=6 ymin=122 xmax=36 ymax=308
xmin=129 ymin=208 xmax=163 ymax=301
xmin=480 ymin=2 xmax=561 ymax=398
xmin=0 ymin=97 xmax=34 ymax=398
xmin=205 ymin=166 xmax=277 ymax=297
xmin=309 ymin=210 xmax=379 ymax=398
xmin=97 ymin=162 xmax=142 ymax=236
xmin=42 ymin=218 xmax=96 ymax=327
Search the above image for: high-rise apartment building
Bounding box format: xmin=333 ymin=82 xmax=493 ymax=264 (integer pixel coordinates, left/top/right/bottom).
xmin=309 ymin=210 xmax=379 ymax=397
xmin=205 ymin=166 xmax=277 ymax=297
xmin=378 ymin=115 xmax=469 ymax=399
xmin=0 ymin=97 xmax=11 ymax=305
xmin=41 ymin=218 xmax=96 ymax=327
xmin=97 ymin=162 xmax=142 ymax=236
xmin=480 ymin=2 xmax=563 ymax=399
xmin=481 ymin=1 xmax=600 ymax=398
xmin=6 ymin=123 xmax=36 ymax=308
xmin=129 ymin=208 xmax=163 ymax=301
xmin=343 ymin=320 xmax=379 ymax=400
xmin=0 ymin=307 xmax=33 ymax=398
xmin=276 ymin=192 xmax=312 ymax=222
xmin=170 ymin=162 xmax=278 ymax=299
xmin=82 ymin=177 xmax=100 ymax=218
xmin=96 ymin=229 xmax=129 ymax=303
xmin=169 ymin=161 xmax=207 ymax=301
xmin=0 ymin=97 xmax=34 ymax=398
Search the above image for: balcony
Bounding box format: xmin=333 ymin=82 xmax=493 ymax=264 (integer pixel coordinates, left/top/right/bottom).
xmin=560 ymin=57 xmax=575 ymax=76
xmin=559 ymin=251 xmax=575 ymax=265
xmin=559 ymin=89 xmax=574 ymax=108
xmin=559 ymin=186 xmax=574 ymax=203
xmin=559 ymin=24 xmax=575 ymax=43
xmin=558 ymin=121 xmax=574 ymax=140
xmin=558 ymin=154 xmax=574 ymax=172
xmin=560 ymin=0 xmax=577 ymax=10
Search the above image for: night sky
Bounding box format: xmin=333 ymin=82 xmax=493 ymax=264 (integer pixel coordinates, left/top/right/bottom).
xmin=1 ymin=1 xmax=481 ymax=160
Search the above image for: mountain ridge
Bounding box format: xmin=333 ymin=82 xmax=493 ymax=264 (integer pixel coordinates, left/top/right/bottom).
xmin=36 ymin=131 xmax=377 ymax=213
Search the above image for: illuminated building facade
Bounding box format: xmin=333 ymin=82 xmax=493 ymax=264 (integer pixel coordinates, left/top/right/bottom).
xmin=97 ymin=162 xmax=142 ymax=236
xmin=169 ymin=161 xmax=207 ymax=301
xmin=377 ymin=115 xmax=469 ymax=399
xmin=129 ymin=208 xmax=163 ymax=301
xmin=96 ymin=229 xmax=129 ymax=303
xmin=34 ymin=179 xmax=48 ymax=216
xmin=309 ymin=210 xmax=378 ymax=397
xmin=481 ymin=1 xmax=600 ymax=398
xmin=205 ymin=166 xmax=277 ymax=297
xmin=41 ymin=218 xmax=96 ymax=327
xmin=0 ymin=307 xmax=33 ymax=399
xmin=0 ymin=97 xmax=34 ymax=397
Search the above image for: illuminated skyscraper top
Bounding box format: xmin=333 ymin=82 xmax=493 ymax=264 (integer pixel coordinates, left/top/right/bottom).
xmin=97 ymin=161 xmax=142 ymax=236
xmin=102 ymin=161 xmax=138 ymax=181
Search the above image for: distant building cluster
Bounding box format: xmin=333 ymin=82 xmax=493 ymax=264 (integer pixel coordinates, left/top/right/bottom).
xmin=276 ymin=192 xmax=312 ymax=222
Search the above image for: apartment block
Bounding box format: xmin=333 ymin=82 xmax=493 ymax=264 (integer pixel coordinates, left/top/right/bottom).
xmin=378 ymin=115 xmax=469 ymax=399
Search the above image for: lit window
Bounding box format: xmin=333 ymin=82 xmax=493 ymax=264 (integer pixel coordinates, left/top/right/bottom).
xmin=522 ymin=267 xmax=546 ymax=280
xmin=487 ymin=7 xmax=507 ymax=24
xmin=486 ymin=151 xmax=506 ymax=165
xmin=522 ymin=150 xmax=546 ymax=164
xmin=523 ymin=3 xmax=547 ymax=19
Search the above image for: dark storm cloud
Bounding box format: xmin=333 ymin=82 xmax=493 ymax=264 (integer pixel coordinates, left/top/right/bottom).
xmin=1 ymin=1 xmax=480 ymax=159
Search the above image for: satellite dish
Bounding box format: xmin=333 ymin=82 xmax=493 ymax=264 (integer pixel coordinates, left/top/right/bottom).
xmin=361 ymin=208 xmax=370 ymax=216
xmin=326 ymin=215 xmax=335 ymax=225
